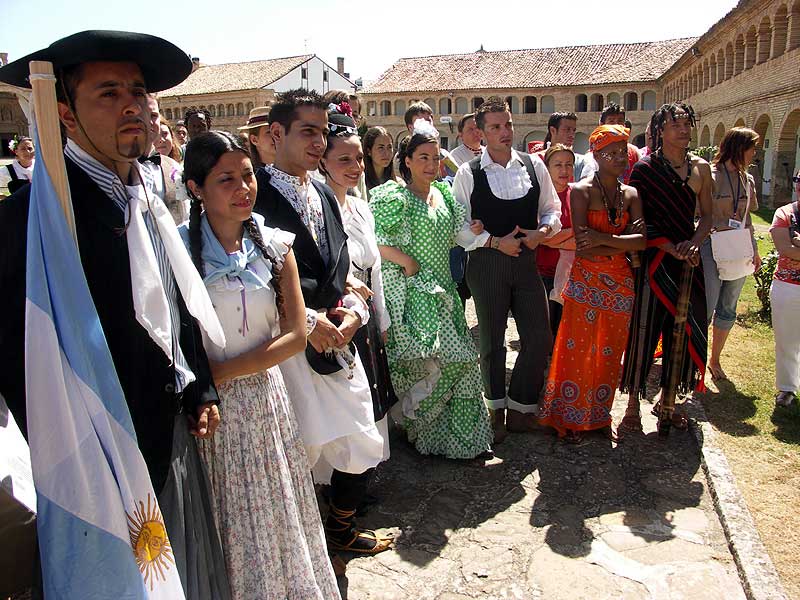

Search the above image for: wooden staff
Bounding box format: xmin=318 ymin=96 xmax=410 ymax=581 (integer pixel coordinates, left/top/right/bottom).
xmin=658 ymin=260 xmax=694 ymax=437
xmin=28 ymin=60 xmax=75 ymax=241
xmin=620 ymin=249 xmax=647 ymax=434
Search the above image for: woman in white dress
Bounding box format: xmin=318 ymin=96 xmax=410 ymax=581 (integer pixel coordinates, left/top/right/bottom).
xmin=181 ymin=131 xmax=340 ymax=600
xmin=320 ymin=108 xmax=397 ymax=435
xmin=0 ymin=136 xmax=35 ymax=198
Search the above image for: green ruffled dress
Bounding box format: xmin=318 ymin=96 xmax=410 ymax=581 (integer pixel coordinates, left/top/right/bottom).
xmin=369 ymin=180 xmax=492 ymax=459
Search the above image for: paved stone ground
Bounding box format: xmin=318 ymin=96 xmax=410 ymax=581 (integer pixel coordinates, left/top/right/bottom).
xmin=341 ymin=302 xmax=746 ymax=600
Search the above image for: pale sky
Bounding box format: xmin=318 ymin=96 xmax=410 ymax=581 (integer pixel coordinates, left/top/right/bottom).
xmin=3 ymin=0 xmax=739 ymax=85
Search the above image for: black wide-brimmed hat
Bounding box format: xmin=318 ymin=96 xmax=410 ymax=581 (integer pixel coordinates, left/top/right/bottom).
xmin=0 ymin=30 xmax=192 ymax=92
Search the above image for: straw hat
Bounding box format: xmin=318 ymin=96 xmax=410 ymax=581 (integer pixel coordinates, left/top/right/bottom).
xmin=238 ymin=105 xmax=272 ymax=131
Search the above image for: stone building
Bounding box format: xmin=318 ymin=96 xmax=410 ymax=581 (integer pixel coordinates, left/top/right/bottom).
xmin=661 ymin=0 xmax=800 ymax=204
xmin=0 ymin=53 xmax=30 ymax=158
xmin=359 ymin=39 xmax=697 ymax=155
xmin=361 ymin=0 xmax=800 ymax=205
xmin=157 ymin=54 xmax=356 ymax=134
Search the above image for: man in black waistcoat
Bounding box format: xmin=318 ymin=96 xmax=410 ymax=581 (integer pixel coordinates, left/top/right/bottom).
xmin=453 ymin=97 xmax=562 ymax=443
xmin=253 ymin=89 xmax=392 ymax=562
xmin=0 ymin=31 xmax=230 ymax=598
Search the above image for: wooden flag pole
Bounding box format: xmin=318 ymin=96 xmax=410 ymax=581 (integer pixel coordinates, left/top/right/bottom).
xmin=28 ymin=60 xmax=76 ymax=241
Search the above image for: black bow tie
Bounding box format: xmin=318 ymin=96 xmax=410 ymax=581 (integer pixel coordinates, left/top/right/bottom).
xmin=139 ymin=153 xmax=161 ymax=166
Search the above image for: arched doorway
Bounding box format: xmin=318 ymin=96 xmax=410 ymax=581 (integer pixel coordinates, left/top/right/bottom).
xmin=573 ymin=132 xmax=590 ymax=155
xmin=776 ymin=108 xmax=800 ymax=203
xmin=523 ymin=130 xmax=547 ymax=152
xmin=700 ymin=125 xmax=711 ymax=146
xmin=753 ymin=114 xmax=775 ymax=199
xmin=713 ymin=122 xmax=726 ymax=145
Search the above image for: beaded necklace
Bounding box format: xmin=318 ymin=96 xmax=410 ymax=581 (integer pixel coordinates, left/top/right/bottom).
xmin=594 ymin=173 xmax=624 ymax=226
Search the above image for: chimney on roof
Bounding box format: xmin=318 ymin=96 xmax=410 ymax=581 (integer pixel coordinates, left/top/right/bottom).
xmin=191 ymin=57 xmax=200 ymax=72
xmin=337 ymin=57 xmax=345 ymax=75
xmin=0 ymin=53 xmax=8 ymax=66
xmin=477 ymin=44 xmax=485 ymax=53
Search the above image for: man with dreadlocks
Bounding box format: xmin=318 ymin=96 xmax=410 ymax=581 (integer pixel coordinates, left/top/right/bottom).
xmin=619 ymin=103 xmax=713 ymax=433
xmin=185 ymin=107 xmax=212 ymax=140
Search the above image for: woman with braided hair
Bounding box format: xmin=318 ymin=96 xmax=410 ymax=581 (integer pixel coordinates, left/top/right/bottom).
xmin=180 ymin=131 xmax=341 ymax=599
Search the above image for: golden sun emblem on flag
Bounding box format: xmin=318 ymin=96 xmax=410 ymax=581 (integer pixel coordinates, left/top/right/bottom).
xmin=127 ymin=494 xmax=175 ymax=590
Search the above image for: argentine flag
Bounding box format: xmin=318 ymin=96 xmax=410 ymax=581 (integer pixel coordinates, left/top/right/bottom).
xmin=24 ymin=141 xmax=186 ymax=599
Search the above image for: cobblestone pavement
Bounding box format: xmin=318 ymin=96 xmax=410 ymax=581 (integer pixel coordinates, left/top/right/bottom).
xmin=342 ymin=302 xmax=746 ymax=600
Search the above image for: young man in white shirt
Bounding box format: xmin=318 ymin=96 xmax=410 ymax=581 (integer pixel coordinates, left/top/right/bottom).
xmin=452 ymin=97 xmax=562 ymax=442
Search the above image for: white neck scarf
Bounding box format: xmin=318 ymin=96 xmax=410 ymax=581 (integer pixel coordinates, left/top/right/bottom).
xmin=125 ymin=167 xmax=226 ymax=359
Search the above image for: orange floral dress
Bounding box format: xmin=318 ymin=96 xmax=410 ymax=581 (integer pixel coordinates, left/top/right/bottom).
xmin=539 ymin=209 xmax=634 ymax=436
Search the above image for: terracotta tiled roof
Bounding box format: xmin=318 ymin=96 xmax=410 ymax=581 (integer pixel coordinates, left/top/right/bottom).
xmin=363 ymin=38 xmax=698 ymax=94
xmin=160 ymin=55 xmax=314 ymax=96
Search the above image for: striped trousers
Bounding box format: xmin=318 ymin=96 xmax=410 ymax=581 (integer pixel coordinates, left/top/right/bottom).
xmin=466 ymin=247 xmax=552 ymax=413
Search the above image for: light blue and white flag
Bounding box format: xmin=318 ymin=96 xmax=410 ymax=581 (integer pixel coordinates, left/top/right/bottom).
xmin=24 ymin=140 xmax=186 ymax=599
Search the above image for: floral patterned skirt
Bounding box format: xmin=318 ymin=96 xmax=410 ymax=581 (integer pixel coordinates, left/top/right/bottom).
xmin=200 ymin=368 xmax=341 ymax=600
xmin=539 ymin=255 xmax=634 ymax=436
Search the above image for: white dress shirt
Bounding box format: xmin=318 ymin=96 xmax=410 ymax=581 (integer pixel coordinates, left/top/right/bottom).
xmin=452 ymin=147 xmax=561 ymax=251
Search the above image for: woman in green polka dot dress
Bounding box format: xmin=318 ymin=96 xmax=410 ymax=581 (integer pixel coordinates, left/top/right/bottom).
xmin=369 ymin=126 xmax=494 ymax=460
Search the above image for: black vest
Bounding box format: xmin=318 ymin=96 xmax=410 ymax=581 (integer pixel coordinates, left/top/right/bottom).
xmin=6 ymin=163 xmax=29 ymax=195
xmin=469 ymin=153 xmax=540 ymax=237
xmin=0 ymin=157 xmax=218 ymax=491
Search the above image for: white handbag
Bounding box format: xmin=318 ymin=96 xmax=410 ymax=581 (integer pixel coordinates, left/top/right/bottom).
xmin=710 ymin=178 xmax=754 ymax=281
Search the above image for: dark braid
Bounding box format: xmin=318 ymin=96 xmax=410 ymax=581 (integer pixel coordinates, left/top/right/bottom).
xmin=648 ymin=102 xmax=696 ymax=152
xmin=188 ymin=196 xmax=204 ymax=277
xmin=244 ymin=216 xmax=285 ymax=318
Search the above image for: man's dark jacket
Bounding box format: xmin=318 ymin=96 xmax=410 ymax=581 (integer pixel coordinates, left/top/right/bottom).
xmin=0 ymin=156 xmax=218 ymax=491
xmin=253 ymin=169 xmax=350 ymax=310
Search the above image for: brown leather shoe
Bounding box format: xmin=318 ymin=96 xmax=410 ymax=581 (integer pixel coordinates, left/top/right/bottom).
xmin=506 ymin=408 xmax=540 ymax=433
xmin=491 ymin=408 xmax=508 ymax=445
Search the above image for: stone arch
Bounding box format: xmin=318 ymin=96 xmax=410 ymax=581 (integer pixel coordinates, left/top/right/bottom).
xmin=366 ymin=100 xmax=377 ymax=116
xmin=246 ymin=102 xmax=254 ymax=113
xmin=642 ymin=90 xmax=657 ymax=111
xmin=709 ymin=55 xmax=717 ymax=87
xmin=472 ymin=97 xmax=485 ymax=111
xmin=758 ymin=16 xmax=772 ymax=63
xmin=590 ymin=93 xmax=604 ymax=112
xmin=236 ymin=103 xmax=244 ymax=116
xmin=226 ymin=104 xmax=235 ymax=117
xmin=523 ymin=96 xmax=537 ymax=114
xmin=700 ymin=125 xmax=711 ymax=146
xmin=713 ymin=122 xmax=726 ymax=145
xmin=439 ymin=98 xmax=452 ymax=115
xmin=790 ymin=0 xmax=800 ymax=50
xmin=776 ymin=107 xmax=800 ymax=202
xmin=623 ymin=91 xmax=638 ymax=111
xmin=380 ymin=100 xmax=392 ymax=116
xmin=523 ymin=130 xmax=547 ymax=152
xmin=455 ymin=97 xmax=468 ymax=114
xmin=754 ymin=113 xmax=775 ymax=198
xmin=725 ymin=42 xmax=734 ymax=79
xmin=207 ymin=105 xmax=215 ymax=117
xmin=745 ymin=25 xmax=758 ymax=69
xmin=394 ymin=99 xmax=406 ymax=116
xmin=734 ymin=116 xmax=746 ymax=127
xmin=424 ymin=98 xmax=435 ymax=114
xmin=703 ymin=60 xmax=710 ymax=90
xmin=573 ymin=132 xmax=590 ymax=154
xmin=505 ymin=96 xmax=519 ymax=114
xmin=606 ymin=92 xmax=620 ymax=106
xmin=540 ymin=96 xmax=555 ymax=114
xmin=734 ymin=34 xmax=745 ymax=75
xmin=217 ymin=104 xmax=225 ymax=117
xmin=575 ymin=94 xmax=588 ymax=112
xmin=773 ymin=4 xmax=789 ymax=57
xmin=716 ymin=49 xmax=724 ymax=83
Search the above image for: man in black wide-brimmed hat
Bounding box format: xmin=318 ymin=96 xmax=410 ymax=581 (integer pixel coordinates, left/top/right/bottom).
xmin=0 ymin=30 xmax=231 ymax=598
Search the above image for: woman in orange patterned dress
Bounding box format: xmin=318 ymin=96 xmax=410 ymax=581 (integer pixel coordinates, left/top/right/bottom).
xmin=539 ymin=125 xmax=646 ymax=444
